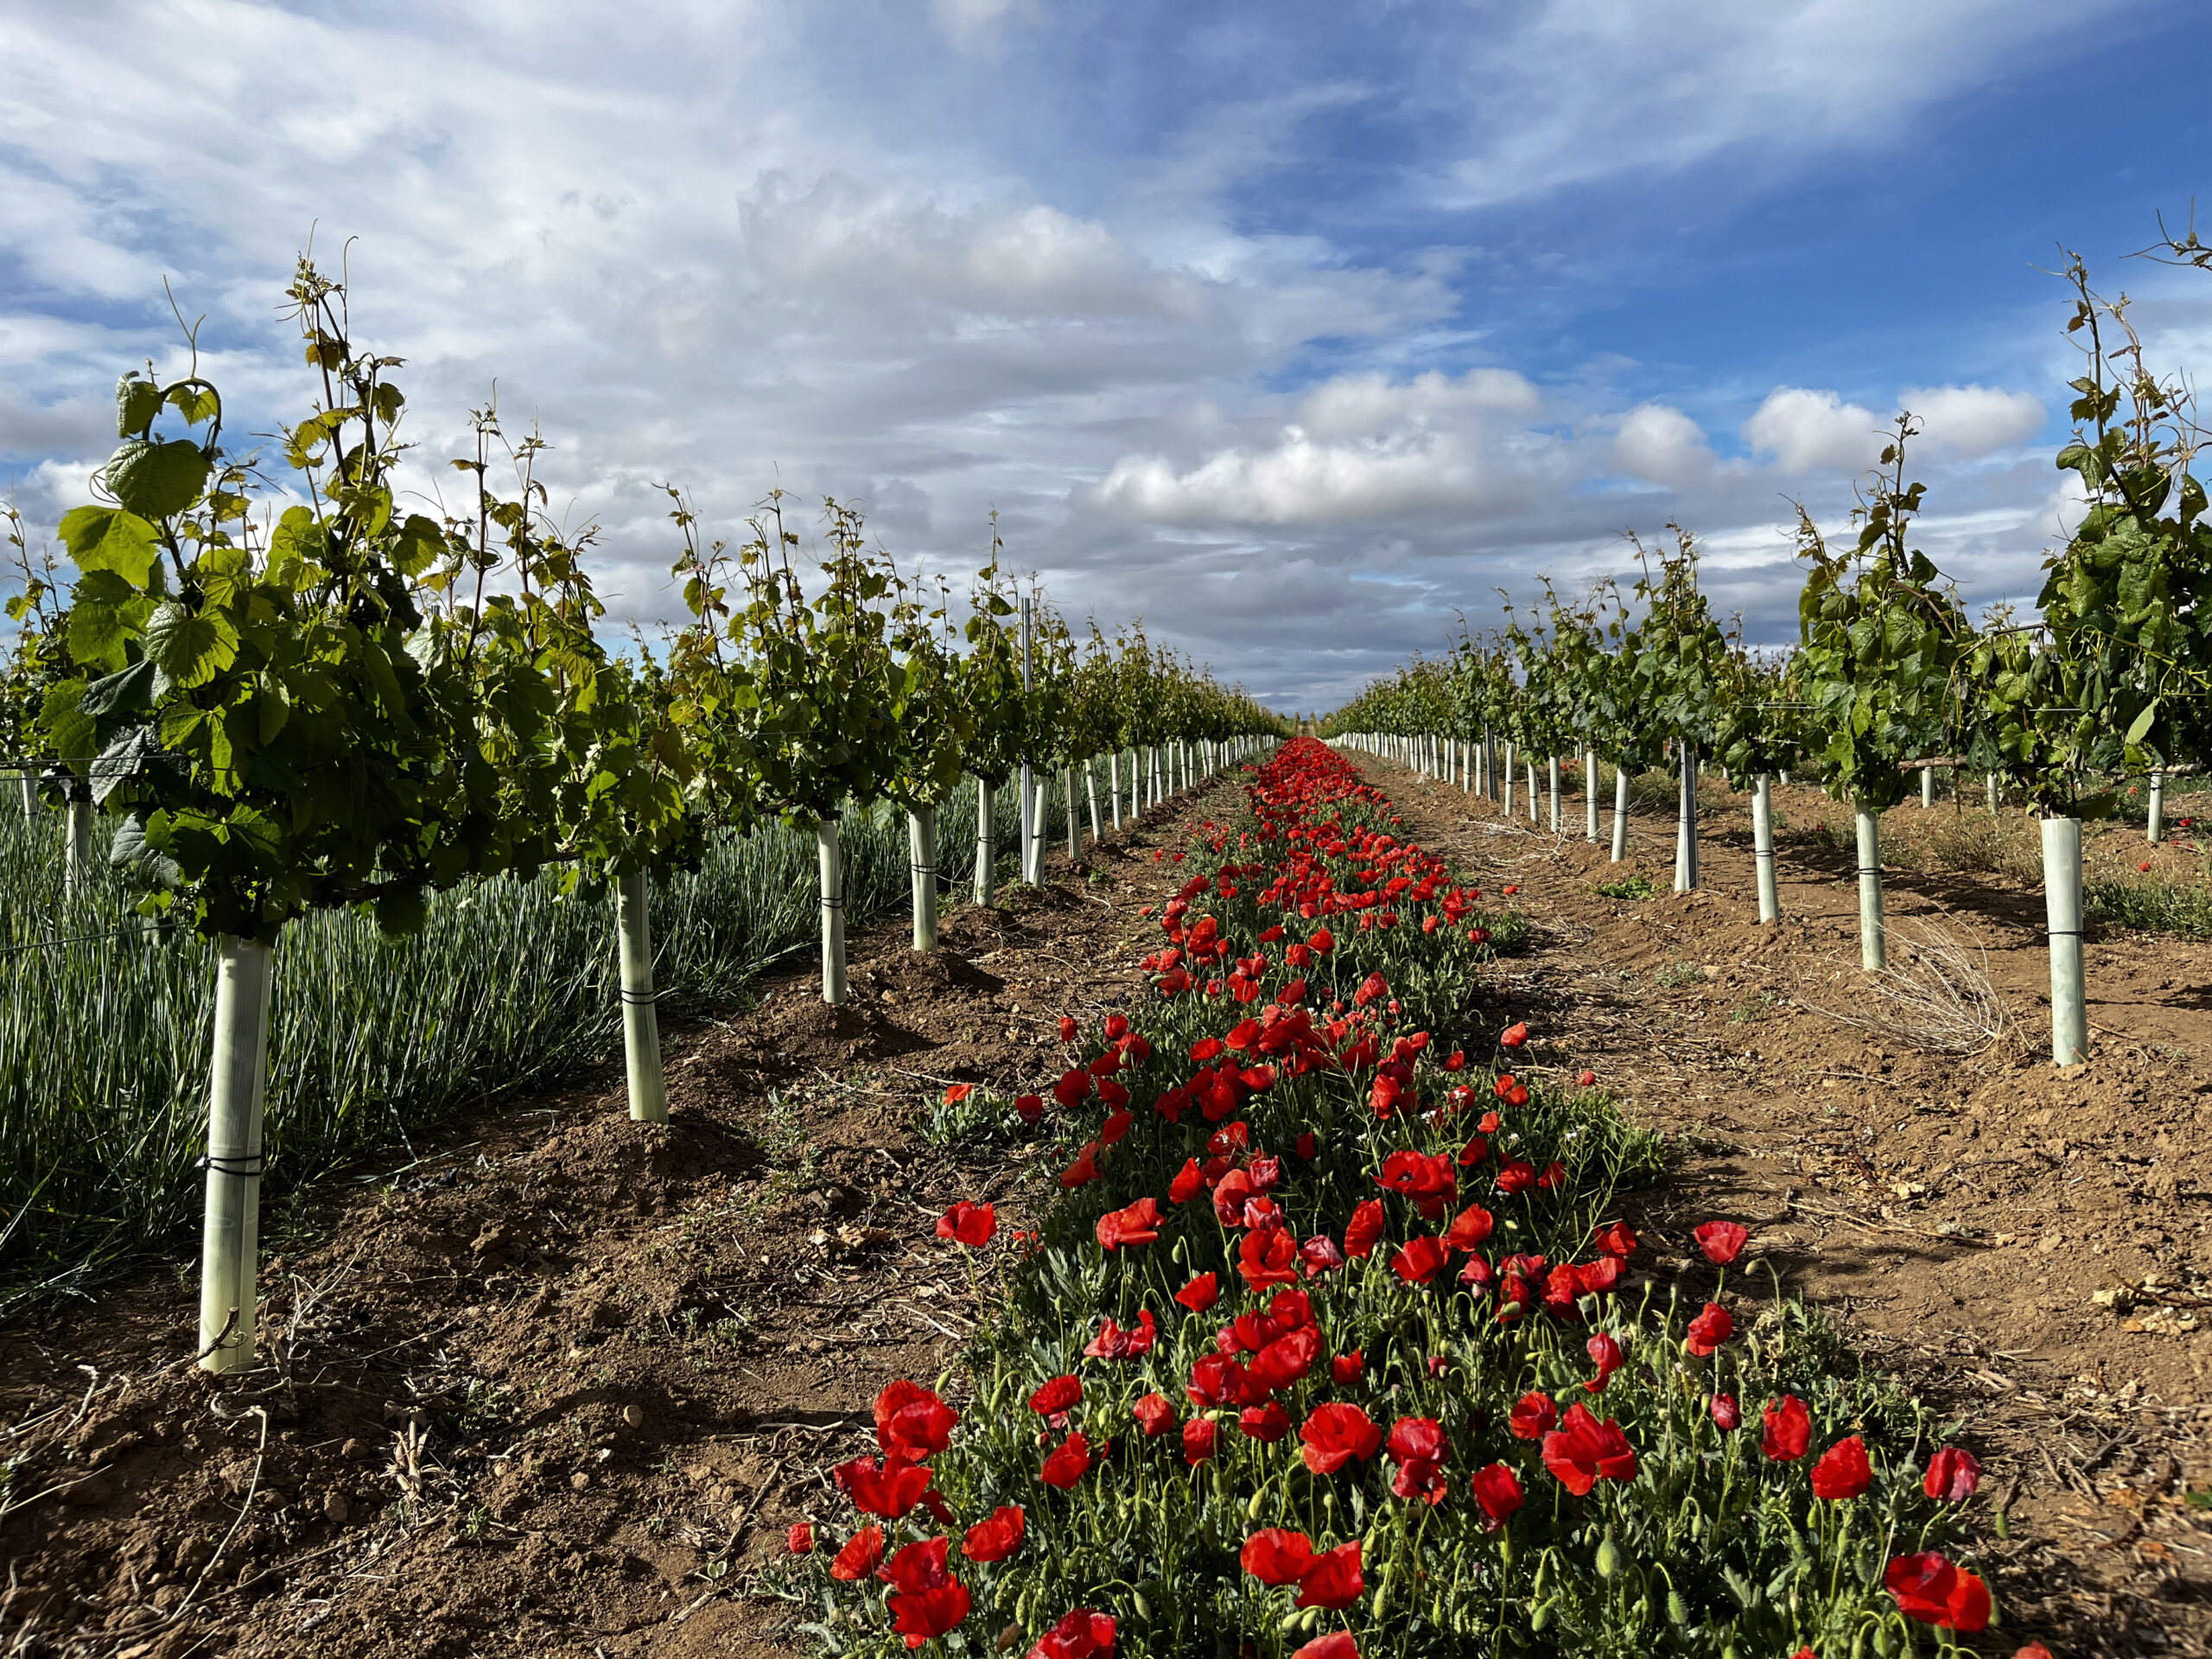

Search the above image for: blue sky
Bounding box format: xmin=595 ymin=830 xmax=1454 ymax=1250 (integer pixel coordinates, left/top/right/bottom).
xmin=2 ymin=0 xmax=2208 ymax=710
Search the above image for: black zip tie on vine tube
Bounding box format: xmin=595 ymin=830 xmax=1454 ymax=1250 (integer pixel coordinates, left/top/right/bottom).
xmin=616 ymin=987 xmax=667 ymax=1005
xmin=197 ymin=1150 xmax=266 ymax=1178
xmin=820 ymin=893 xmax=844 ymax=909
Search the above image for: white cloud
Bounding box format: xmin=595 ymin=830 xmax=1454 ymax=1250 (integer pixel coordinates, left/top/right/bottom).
xmin=1741 ymin=387 xmax=1886 ymax=474
xmin=1091 ymin=365 xmax=1554 ymax=524
xmin=1611 ymin=402 xmax=1711 ymax=486
xmin=1899 ymin=383 xmax=2045 ymax=456
xmin=1437 ymin=0 xmax=2139 ymax=209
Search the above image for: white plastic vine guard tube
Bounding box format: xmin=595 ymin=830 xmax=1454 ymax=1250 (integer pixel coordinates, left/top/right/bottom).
xmin=2149 ymin=771 xmax=2164 ymax=844
xmin=1610 ymin=762 xmax=1629 ymax=863
xmin=1854 ymin=807 xmax=1885 ymax=971
xmin=199 ymin=936 xmax=273 ymax=1374
xmin=1674 ymin=745 xmax=1700 ymax=891
xmin=2044 ymin=816 xmax=2088 ymax=1065
xmin=975 ymin=778 xmax=996 ymax=906
xmin=1752 ymin=776 xmax=1778 ymax=925
xmin=818 ymin=818 xmax=846 ymax=1004
xmin=617 ymin=869 xmax=668 ymax=1122
xmin=908 ymin=807 xmax=938 ymax=952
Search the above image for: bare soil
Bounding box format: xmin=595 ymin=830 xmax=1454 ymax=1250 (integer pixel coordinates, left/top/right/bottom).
xmin=0 ymin=794 xmax=1225 ymax=1659
xmin=1371 ymin=756 xmax=2212 ymax=1659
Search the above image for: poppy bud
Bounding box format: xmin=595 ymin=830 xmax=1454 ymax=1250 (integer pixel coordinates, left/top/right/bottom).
xmin=787 ymin=1522 xmax=814 ymax=1554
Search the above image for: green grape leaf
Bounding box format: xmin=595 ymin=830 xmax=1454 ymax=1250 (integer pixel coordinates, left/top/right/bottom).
xmin=2125 ymin=699 xmax=2159 ymax=746
xmin=116 ymin=374 xmax=163 ymax=439
xmin=79 ymin=658 xmax=156 ymax=719
xmin=105 ymin=437 xmax=211 ymax=520
xmin=39 ymin=679 xmax=95 ymax=764
xmin=144 ymin=601 xmax=237 ymax=689
xmin=59 ymin=505 xmax=161 ymax=588
xmin=166 ymin=382 xmax=219 ymax=426
xmin=66 ymin=601 xmax=130 ymax=672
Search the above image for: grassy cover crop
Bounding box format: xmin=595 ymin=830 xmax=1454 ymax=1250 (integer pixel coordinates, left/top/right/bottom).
xmin=783 ymin=740 xmax=1989 ymax=1658
xmin=0 ymin=788 xmax=1023 ymax=1309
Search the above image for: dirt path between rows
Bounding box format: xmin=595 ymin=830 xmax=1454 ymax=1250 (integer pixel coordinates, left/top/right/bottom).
xmin=0 ymin=788 xmax=1232 ymax=1659
xmin=1361 ymin=752 xmax=2212 ymax=1659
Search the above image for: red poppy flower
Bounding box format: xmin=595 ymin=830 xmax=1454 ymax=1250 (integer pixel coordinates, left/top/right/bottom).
xmin=1100 ymin=1105 xmax=1133 ymax=1141
xmin=1541 ymin=1402 xmax=1637 ymax=1495
xmin=1292 ymin=1635 xmax=1359 ymax=1659
xmin=1095 ymin=1196 xmax=1160 ymax=1250
xmin=1307 ymin=926 xmax=1335 ymax=955
xmin=1250 ymin=1326 xmax=1321 ymax=1391
xmin=1470 ymin=1461 xmax=1524 ymax=1527
xmin=1378 ymin=1149 xmax=1457 ymax=1218
xmin=1183 ymin=1417 xmax=1217 ymax=1465
xmin=1240 ymin=1528 xmax=1314 ymax=1586
xmin=1083 ymin=1309 xmax=1157 ymax=1359
xmin=1592 ymin=1220 xmax=1636 ymax=1258
xmin=1238 ymin=1224 xmax=1300 ymax=1288
xmin=1352 ymin=972 xmax=1389 ymax=1007
xmin=1686 ymin=1301 xmax=1733 ymax=1357
xmin=1240 ymin=1402 xmax=1293 ymax=1441
xmin=1573 ymin=1256 xmax=1621 ymax=1296
xmin=1059 ymin=1143 xmax=1102 ymax=1188
xmin=875 ymin=1380 xmax=959 ymax=1462
xmin=1577 ymin=1069 xmax=1596 ymax=1087
xmin=1384 ymin=1416 xmax=1449 ymax=1503
xmin=836 ymin=1455 xmax=934 ymax=1520
xmin=1389 ymin=1236 xmax=1449 ymax=1285
xmin=1168 ymin=1157 xmax=1206 ymax=1203
xmin=1495 ymin=1160 xmax=1536 ymax=1195
xmin=1711 ymin=1393 xmax=1740 ymax=1430
xmin=1300 ymin=1403 xmax=1382 ymax=1474
xmin=1584 ymin=1333 xmax=1624 ymax=1393
xmin=1058 ymin=1016 xmax=1078 ymax=1041
xmin=1295 ymin=1540 xmax=1364 ymax=1610
xmin=1500 ymin=1020 xmax=1528 ymax=1047
xmin=1027 ymin=1609 xmax=1117 ymax=1659
xmin=936 ymin=1200 xmax=996 ymax=1248
xmin=883 ymin=1535 xmax=954 ymax=1592
xmin=1300 ymin=1234 xmax=1346 ymax=1278
xmin=830 ymin=1523 xmax=883 ymax=1580
xmin=1761 ymin=1395 xmax=1811 ymax=1462
xmin=1885 ymin=1552 xmax=1992 ymax=1632
xmin=1132 ymin=1393 xmax=1176 ymax=1438
xmin=1344 ymin=1199 xmax=1386 ymax=1259
xmin=1053 ymin=1069 xmax=1094 ymax=1109
xmin=890 ymin=1577 xmax=971 ymax=1649
xmin=787 ymin=1522 xmax=814 ymax=1554
xmin=1332 ymin=1351 xmax=1363 ymax=1385
xmin=1015 ymin=1093 xmax=1044 ymax=1123
xmin=962 ymin=1504 xmax=1026 ymax=1562
xmin=1811 ymin=1435 xmax=1872 ymax=1500
xmin=1923 ymin=1446 xmax=1980 ymax=1502
xmin=1693 ymin=1220 xmax=1749 ymax=1265
xmin=1029 ymin=1375 xmax=1082 ymax=1415
xmin=1440 ymin=1203 xmax=1495 ymax=1252
xmin=1175 ymin=1272 xmax=1219 ymax=1313
xmin=1509 ymin=1391 xmax=1556 ymax=1440
xmin=1039 ymin=1432 xmax=1090 ymax=1488
xmin=1186 ymin=1352 xmax=1246 ymax=1408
